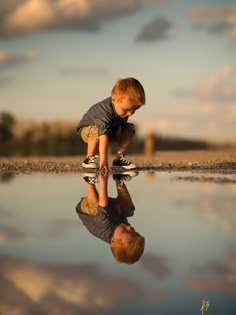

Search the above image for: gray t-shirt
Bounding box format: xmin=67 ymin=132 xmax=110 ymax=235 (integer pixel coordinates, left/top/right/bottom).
xmin=76 ymin=97 xmax=128 ymax=136
xmin=76 ymin=199 xmax=128 ymax=244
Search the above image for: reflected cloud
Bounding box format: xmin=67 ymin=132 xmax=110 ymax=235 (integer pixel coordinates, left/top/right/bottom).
xmin=0 ymin=224 xmax=32 ymax=244
xmin=0 ymin=255 xmax=166 ymax=314
xmin=0 ymin=75 xmax=14 ymax=86
xmin=194 ymin=197 xmax=236 ymax=233
xmin=140 ymin=253 xmax=172 ymax=278
xmin=187 ymin=254 xmax=236 ymax=294
xmin=47 ymin=218 xmax=81 ymax=237
xmin=0 ymin=209 xmax=12 ymax=218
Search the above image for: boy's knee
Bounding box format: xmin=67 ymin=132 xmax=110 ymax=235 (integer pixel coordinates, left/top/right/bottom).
xmin=81 ymin=126 xmax=99 ymax=143
xmin=81 ymin=197 xmax=98 ymax=215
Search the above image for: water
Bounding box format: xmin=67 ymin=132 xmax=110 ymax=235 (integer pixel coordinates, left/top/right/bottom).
xmin=0 ymin=171 xmax=236 ymax=315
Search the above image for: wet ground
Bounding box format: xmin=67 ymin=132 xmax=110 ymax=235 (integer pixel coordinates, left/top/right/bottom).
xmin=0 ymin=166 xmax=235 ymax=315
xmin=0 ymin=150 xmax=236 ymax=174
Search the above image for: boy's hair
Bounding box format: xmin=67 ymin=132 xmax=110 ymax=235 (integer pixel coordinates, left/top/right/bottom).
xmin=111 ymin=77 xmax=145 ymax=106
xmin=111 ymin=232 xmax=145 ymax=264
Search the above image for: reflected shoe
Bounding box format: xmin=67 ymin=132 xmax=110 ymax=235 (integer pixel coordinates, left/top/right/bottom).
xmin=82 ymin=155 xmax=99 ymax=169
xmin=82 ymin=173 xmax=99 ymax=185
xmin=112 ymin=155 xmax=137 ymax=169
xmin=113 ymin=171 xmax=139 ymax=183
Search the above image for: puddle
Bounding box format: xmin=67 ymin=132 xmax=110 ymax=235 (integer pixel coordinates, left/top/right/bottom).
xmin=0 ymin=171 xmax=236 ymax=315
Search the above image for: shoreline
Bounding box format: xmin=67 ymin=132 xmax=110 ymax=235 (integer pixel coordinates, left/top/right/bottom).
xmin=0 ymin=150 xmax=235 ymax=174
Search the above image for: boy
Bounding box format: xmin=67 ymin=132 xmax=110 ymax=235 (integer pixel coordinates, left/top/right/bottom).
xmin=76 ymin=172 xmax=145 ymax=264
xmin=76 ymin=77 xmax=145 ymax=172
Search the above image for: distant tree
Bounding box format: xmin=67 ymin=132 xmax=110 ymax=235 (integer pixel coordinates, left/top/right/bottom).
xmin=0 ymin=112 xmax=15 ymax=142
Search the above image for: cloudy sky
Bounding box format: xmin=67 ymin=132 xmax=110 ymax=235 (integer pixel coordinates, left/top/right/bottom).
xmin=0 ymin=0 xmax=236 ymax=141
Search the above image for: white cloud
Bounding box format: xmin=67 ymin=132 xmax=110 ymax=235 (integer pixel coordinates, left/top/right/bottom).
xmin=187 ymin=4 xmax=236 ymax=18
xmin=223 ymin=103 xmax=236 ymax=123
xmin=176 ymin=64 xmax=236 ymax=101
xmin=187 ymin=4 xmax=236 ymax=43
xmin=135 ymin=16 xmax=173 ymax=42
xmin=0 ymin=49 xmax=37 ymax=69
xmin=0 ymin=0 xmax=165 ymax=38
xmin=61 ymin=66 xmax=109 ymax=76
xmin=198 ymin=64 xmax=236 ymax=99
xmin=156 ymin=118 xmax=169 ymax=131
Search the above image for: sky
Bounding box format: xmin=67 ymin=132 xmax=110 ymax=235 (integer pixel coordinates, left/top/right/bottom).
xmin=0 ymin=0 xmax=236 ymax=141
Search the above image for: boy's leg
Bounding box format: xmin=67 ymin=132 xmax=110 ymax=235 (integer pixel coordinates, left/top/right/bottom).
xmin=81 ymin=126 xmax=99 ymax=168
xmin=115 ymin=123 xmax=135 ymax=159
xmin=81 ymin=126 xmax=99 ymax=156
xmin=87 ymin=137 xmax=99 ymax=156
xmin=111 ymin=124 xmax=137 ymax=169
xmin=80 ymin=183 xmax=99 ymax=215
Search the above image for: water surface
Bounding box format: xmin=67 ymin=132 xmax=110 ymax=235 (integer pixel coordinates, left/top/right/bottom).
xmin=0 ymin=171 xmax=235 ymax=315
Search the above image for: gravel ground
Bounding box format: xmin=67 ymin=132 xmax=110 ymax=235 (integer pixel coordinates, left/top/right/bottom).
xmin=0 ymin=150 xmax=235 ymax=175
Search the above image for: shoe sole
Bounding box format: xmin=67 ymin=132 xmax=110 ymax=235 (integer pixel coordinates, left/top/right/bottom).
xmin=82 ymin=173 xmax=98 ymax=178
xmin=112 ymin=165 xmax=137 ymax=170
xmin=81 ymin=163 xmax=98 ymax=169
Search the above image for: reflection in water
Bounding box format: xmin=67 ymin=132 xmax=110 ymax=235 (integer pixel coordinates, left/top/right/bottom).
xmin=0 ymin=256 xmax=166 ymax=315
xmin=195 ymin=197 xmax=236 ymax=233
xmin=187 ymin=252 xmax=236 ymax=294
xmin=0 ymin=172 xmax=15 ymax=182
xmin=0 ymin=171 xmax=236 ymax=314
xmin=0 ymin=224 xmax=32 ymax=244
xmin=76 ymin=172 xmax=145 ymax=264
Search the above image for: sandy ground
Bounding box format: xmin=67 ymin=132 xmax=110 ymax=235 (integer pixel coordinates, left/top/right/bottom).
xmin=0 ymin=150 xmax=235 ymax=174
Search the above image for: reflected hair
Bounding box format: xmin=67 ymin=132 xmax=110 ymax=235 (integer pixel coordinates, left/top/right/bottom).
xmin=111 ymin=233 xmax=145 ymax=264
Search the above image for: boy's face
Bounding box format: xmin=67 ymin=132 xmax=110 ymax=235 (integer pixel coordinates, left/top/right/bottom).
xmin=112 ymin=223 xmax=138 ymax=243
xmin=112 ymin=97 xmax=142 ymax=118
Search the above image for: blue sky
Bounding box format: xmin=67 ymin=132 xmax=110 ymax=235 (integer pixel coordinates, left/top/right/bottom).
xmin=0 ymin=0 xmax=236 ymax=140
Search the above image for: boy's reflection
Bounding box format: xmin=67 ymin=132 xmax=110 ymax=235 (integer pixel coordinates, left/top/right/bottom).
xmin=76 ymin=172 xmax=145 ymax=264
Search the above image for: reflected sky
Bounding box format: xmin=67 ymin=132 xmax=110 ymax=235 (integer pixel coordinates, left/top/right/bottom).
xmin=0 ymin=171 xmax=236 ymax=315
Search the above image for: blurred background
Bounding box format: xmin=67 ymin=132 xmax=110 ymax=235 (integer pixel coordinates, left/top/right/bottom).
xmin=0 ymin=0 xmax=236 ymax=155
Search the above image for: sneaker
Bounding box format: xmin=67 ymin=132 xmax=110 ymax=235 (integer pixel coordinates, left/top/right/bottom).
xmin=82 ymin=173 xmax=99 ymax=185
xmin=82 ymin=155 xmax=99 ymax=169
xmin=112 ymin=155 xmax=137 ymax=169
xmin=113 ymin=171 xmax=139 ymax=182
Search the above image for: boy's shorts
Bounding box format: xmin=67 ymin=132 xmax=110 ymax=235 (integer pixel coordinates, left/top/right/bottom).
xmin=79 ymin=124 xmax=135 ymax=143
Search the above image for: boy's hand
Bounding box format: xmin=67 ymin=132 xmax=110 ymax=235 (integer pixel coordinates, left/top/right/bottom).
xmin=100 ymin=160 xmax=112 ymax=175
xmin=99 ymin=134 xmax=111 ymax=175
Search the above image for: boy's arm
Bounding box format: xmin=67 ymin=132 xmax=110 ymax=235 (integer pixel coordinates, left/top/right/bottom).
xmin=99 ymin=134 xmax=111 ymax=172
xmin=98 ymin=174 xmax=108 ymax=207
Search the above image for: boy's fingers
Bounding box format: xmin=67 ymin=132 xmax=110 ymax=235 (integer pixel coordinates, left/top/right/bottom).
xmin=100 ymin=165 xmax=112 ymax=175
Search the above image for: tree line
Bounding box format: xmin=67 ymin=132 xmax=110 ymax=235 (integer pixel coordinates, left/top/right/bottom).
xmin=1 ymin=111 xmax=227 ymax=157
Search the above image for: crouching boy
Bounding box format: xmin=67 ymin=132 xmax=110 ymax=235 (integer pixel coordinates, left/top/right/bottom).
xmin=76 ymin=77 xmax=145 ymax=172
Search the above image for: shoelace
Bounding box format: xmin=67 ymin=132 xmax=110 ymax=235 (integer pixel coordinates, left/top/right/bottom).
xmin=119 ymin=157 xmax=132 ymax=165
xmin=88 ymin=156 xmax=97 ymax=163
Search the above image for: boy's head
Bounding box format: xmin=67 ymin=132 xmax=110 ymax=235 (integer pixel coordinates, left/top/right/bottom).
xmin=111 ymin=223 xmax=145 ymax=264
xmin=111 ymin=77 xmax=145 ymax=118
